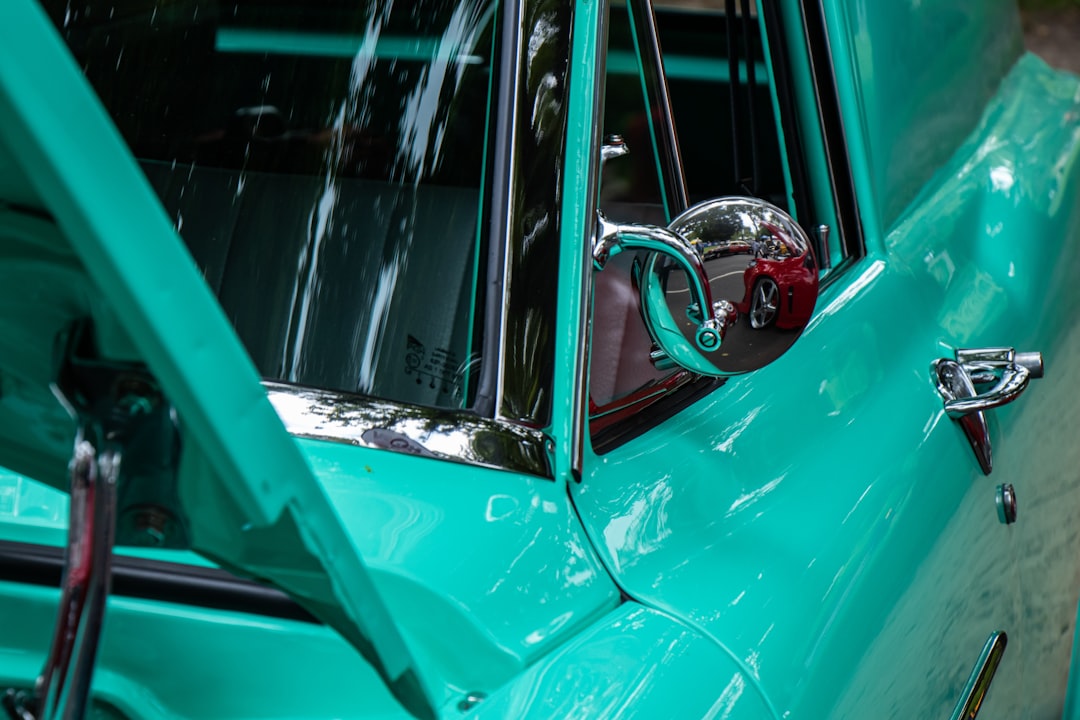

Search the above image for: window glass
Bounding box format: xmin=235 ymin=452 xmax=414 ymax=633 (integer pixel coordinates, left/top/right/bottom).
xmin=591 ymin=0 xmax=789 ymax=442
xmin=42 ymin=0 xmax=500 ymax=411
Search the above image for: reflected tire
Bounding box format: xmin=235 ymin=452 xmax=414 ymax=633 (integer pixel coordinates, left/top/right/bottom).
xmin=749 ymin=277 xmax=779 ymax=329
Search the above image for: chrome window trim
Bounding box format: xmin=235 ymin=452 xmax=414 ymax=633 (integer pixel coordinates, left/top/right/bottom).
xmin=473 ymin=0 xmax=525 ymax=419
xmin=265 ymin=382 xmax=552 ymax=479
xmin=570 ymin=1 xmax=610 ymax=481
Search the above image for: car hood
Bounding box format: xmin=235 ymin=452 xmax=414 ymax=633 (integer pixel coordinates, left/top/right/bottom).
xmin=0 ymin=2 xmax=435 ymax=718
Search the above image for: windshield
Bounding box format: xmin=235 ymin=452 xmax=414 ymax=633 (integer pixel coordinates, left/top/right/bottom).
xmin=42 ymin=0 xmax=499 ymax=410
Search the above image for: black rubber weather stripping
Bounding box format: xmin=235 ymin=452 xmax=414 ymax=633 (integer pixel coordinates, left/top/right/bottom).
xmin=591 ymin=376 xmax=722 ymax=454
xmin=0 ymin=540 xmax=318 ymax=625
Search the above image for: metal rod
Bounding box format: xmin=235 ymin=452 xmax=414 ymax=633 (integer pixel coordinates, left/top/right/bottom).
xmin=34 ymin=431 xmax=119 ymax=720
xmin=628 ymin=0 xmax=689 ymax=217
xmin=739 ymin=0 xmax=759 ymax=194
xmin=725 ymin=0 xmax=744 ymax=191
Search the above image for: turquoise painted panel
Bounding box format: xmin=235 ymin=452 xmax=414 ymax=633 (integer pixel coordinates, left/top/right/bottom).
xmin=878 ymin=54 xmax=1080 ymax=720
xmin=573 ymin=54 xmax=1080 ymax=718
xmin=295 ymin=438 xmax=619 ymax=694
xmin=0 ymin=585 xmax=763 ymax=720
xmin=0 ymin=1 xmax=443 ymax=711
xmin=471 ymin=603 xmax=774 ymax=719
xmin=821 ymin=0 xmax=1023 ymax=234
xmin=0 ymin=581 xmax=414 ymax=720
xmin=0 ymin=0 xmax=620 ymax=716
xmin=0 ymin=443 xmax=620 ymax=711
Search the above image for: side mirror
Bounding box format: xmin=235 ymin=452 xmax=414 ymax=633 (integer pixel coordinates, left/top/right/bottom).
xmin=593 ymin=197 xmax=819 ymax=377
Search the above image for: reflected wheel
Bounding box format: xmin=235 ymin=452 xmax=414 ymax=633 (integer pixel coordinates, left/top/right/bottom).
xmin=749 ymin=277 xmax=779 ymax=329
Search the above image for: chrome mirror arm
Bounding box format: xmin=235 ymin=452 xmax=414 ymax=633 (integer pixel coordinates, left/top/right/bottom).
xmin=593 ymin=211 xmax=734 ymax=351
xmin=594 ymin=136 xmax=817 ymax=378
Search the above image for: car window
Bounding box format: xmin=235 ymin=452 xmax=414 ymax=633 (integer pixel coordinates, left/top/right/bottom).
xmin=40 ymin=0 xmax=499 ymax=412
xmin=591 ymin=0 xmax=791 ymax=442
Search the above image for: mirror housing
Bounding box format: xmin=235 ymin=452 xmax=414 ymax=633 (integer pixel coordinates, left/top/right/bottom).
xmin=593 ymin=197 xmax=819 ymax=378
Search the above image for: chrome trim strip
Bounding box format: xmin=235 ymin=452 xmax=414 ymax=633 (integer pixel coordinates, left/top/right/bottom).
xmin=472 ymin=0 xmax=524 ymax=418
xmin=485 ymin=0 xmax=525 ymax=419
xmin=950 ymin=631 xmax=1007 ymax=720
xmin=265 ymin=382 xmax=553 ymax=479
xmin=570 ymin=0 xmax=610 ymax=481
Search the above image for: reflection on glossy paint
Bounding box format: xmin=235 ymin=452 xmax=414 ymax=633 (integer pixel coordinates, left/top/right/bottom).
xmin=371 ymin=494 xmax=445 ymax=561
xmin=601 ymin=477 xmax=674 ymax=572
xmin=925 ymin=249 xmax=956 ymax=287
xmin=0 ymin=470 xmax=67 ymax=527
xmin=523 ymin=610 xmax=574 ymax=647
xmin=725 ymin=474 xmax=785 ymax=519
xmin=816 ymin=322 xmax=882 ymax=416
xmin=703 ymin=672 xmax=747 ymax=719
xmin=484 ymin=494 xmax=519 ymax=522
xmin=840 ymin=484 xmax=873 ymax=525
xmin=990 ymin=164 xmax=1015 ymax=194
xmin=713 ymin=406 xmax=762 ymax=454
xmin=808 ymin=259 xmax=885 ymax=327
xmin=937 ymin=265 xmax=1006 ymax=344
xmin=473 ymin=605 xmax=775 ymax=718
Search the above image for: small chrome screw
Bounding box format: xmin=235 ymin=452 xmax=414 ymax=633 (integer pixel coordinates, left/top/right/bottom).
xmin=458 ymin=692 xmax=487 ymax=713
xmin=996 ymin=483 xmax=1017 ymax=525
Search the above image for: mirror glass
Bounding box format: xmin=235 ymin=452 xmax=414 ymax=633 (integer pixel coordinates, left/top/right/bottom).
xmin=640 ymin=196 xmax=819 ymax=375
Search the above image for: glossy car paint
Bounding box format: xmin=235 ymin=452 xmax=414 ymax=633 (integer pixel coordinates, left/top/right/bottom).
xmin=470 ymin=603 xmax=773 ymax=719
xmin=1 ymin=442 xmax=621 ymax=716
xmin=571 ymin=6 xmax=1080 ymax=720
xmin=0 ymin=0 xmax=1078 ymax=718
xmin=820 ymin=0 xmax=1023 ymax=235
xmin=0 ymin=0 xmax=634 ymax=716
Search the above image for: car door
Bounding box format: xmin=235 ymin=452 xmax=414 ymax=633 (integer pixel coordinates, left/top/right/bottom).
xmin=568 ymin=0 xmax=1080 ymax=718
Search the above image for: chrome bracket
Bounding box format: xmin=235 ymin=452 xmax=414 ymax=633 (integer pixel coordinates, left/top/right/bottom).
xmin=3 ymin=321 xmax=179 ymax=720
xmin=933 ymin=347 xmax=1043 ymax=475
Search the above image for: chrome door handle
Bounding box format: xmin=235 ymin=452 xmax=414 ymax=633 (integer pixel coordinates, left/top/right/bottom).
xmin=933 ymin=348 xmax=1044 ymax=475
xmin=942 ymin=348 xmax=1043 ymax=418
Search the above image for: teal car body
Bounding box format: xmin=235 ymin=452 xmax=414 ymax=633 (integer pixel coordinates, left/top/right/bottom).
xmin=1 ymin=0 xmax=1080 ymax=718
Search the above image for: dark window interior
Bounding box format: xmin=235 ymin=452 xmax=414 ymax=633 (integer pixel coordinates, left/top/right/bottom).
xmin=600 ymin=4 xmax=787 ymax=222
xmin=42 ymin=0 xmax=498 ymax=411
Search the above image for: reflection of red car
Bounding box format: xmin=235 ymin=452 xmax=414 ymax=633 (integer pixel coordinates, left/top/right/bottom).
xmin=736 ymin=223 xmax=819 ymax=330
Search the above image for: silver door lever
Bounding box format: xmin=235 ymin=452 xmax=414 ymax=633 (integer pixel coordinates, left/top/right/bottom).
xmin=933 ymin=347 xmax=1043 ymax=474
